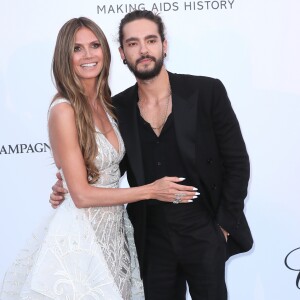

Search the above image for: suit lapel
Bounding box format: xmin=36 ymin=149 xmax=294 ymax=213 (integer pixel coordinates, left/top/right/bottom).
xmin=170 ymin=73 xmax=199 ymax=186
xmin=116 ymin=85 xmax=145 ymax=186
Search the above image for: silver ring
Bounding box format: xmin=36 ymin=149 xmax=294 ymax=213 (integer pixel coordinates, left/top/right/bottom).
xmin=173 ymin=193 xmax=184 ymax=204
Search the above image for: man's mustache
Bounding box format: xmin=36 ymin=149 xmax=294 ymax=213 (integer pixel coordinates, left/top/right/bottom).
xmin=136 ymin=55 xmax=156 ymax=65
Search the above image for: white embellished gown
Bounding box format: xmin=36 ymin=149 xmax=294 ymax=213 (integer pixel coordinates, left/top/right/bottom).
xmin=0 ymin=99 xmax=144 ymax=299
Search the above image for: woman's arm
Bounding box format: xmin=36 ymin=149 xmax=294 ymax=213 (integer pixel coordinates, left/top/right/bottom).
xmin=48 ymin=103 xmax=197 ymax=208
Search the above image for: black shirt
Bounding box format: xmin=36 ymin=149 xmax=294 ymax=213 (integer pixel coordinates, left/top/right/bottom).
xmin=137 ymin=110 xmax=192 ymax=205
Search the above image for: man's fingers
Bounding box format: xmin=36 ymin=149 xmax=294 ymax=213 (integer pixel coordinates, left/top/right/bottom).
xmin=56 ymin=172 xmax=63 ymax=181
xmin=55 ymin=179 xmax=63 ymax=188
xmin=51 ymin=185 xmax=68 ymax=194
xmin=50 ymin=200 xmax=60 ymax=205
xmin=50 ymin=197 xmax=61 ymax=206
xmin=50 ymin=193 xmax=64 ymax=201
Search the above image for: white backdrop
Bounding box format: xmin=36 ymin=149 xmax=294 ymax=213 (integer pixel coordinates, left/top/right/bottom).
xmin=1 ymin=0 xmax=300 ymax=299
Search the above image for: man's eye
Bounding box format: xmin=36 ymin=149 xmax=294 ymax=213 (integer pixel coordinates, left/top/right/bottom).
xmin=128 ymin=42 xmax=137 ymax=47
xmin=148 ymin=39 xmax=156 ymax=44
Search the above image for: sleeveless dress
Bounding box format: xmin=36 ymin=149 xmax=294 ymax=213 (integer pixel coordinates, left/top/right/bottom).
xmin=0 ymin=99 xmax=144 ymax=300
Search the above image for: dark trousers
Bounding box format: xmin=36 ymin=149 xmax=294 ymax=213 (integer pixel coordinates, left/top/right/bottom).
xmin=143 ymin=202 xmax=227 ymax=300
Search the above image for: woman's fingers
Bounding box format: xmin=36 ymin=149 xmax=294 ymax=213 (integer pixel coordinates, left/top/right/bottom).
xmin=163 ymin=177 xmax=198 ymax=191
xmin=170 ymin=191 xmax=199 ymax=203
xmin=151 ymin=177 xmax=200 ymax=203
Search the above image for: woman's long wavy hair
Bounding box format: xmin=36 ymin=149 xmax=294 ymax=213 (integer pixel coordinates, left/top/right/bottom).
xmin=51 ymin=17 xmax=112 ymax=183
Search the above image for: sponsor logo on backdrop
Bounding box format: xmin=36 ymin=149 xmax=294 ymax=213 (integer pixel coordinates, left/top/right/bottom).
xmin=0 ymin=143 xmax=50 ymax=155
xmin=284 ymin=247 xmax=300 ymax=290
xmin=97 ymin=0 xmax=235 ymax=14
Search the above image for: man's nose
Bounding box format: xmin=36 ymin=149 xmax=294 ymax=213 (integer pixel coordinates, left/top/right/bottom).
xmin=140 ymin=42 xmax=148 ymax=55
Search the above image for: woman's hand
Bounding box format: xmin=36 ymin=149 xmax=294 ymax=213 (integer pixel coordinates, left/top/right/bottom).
xmin=148 ymin=177 xmax=199 ymax=203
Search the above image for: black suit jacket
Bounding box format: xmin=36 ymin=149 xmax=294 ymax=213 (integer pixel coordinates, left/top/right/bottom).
xmin=113 ymin=72 xmax=253 ymax=273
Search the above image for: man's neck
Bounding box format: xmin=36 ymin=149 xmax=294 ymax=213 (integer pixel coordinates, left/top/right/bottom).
xmin=136 ymin=67 xmax=170 ymax=104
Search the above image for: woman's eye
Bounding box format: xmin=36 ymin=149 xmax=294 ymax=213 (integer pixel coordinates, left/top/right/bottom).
xmin=74 ymin=46 xmax=81 ymax=52
xmin=92 ymin=43 xmax=101 ymax=49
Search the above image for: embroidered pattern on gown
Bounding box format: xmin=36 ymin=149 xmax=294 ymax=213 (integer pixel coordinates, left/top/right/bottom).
xmin=0 ymin=99 xmax=144 ymax=300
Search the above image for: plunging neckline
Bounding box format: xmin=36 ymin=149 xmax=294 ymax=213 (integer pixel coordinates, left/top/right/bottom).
xmin=95 ymin=114 xmax=120 ymax=155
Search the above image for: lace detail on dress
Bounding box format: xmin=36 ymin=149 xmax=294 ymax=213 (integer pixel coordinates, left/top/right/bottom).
xmin=1 ymin=98 xmax=144 ymax=299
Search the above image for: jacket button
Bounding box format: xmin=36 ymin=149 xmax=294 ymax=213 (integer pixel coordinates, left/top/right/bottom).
xmin=211 ymin=184 xmax=217 ymax=190
xmin=207 ymin=158 xmax=213 ymax=164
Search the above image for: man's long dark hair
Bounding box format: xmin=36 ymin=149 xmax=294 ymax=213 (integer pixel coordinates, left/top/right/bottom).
xmin=118 ymin=10 xmax=166 ymax=48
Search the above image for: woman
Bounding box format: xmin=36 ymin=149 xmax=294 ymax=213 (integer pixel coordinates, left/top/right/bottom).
xmin=0 ymin=17 xmax=197 ymax=299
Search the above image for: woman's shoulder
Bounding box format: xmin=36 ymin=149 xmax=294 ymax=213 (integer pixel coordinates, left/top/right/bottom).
xmin=48 ymin=98 xmax=74 ymax=124
xmin=49 ymin=98 xmax=71 ymax=110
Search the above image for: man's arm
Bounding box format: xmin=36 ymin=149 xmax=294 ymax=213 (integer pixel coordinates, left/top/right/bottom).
xmin=211 ymin=79 xmax=250 ymax=242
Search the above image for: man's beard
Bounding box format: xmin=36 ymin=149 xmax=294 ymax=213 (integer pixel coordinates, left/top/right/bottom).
xmin=126 ymin=53 xmax=164 ymax=80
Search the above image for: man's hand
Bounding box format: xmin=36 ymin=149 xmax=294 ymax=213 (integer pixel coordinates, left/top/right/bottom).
xmin=49 ymin=172 xmax=68 ymax=209
xmin=220 ymin=226 xmax=230 ymax=242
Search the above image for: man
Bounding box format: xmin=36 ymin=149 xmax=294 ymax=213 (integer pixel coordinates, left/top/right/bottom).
xmin=51 ymin=10 xmax=253 ymax=300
